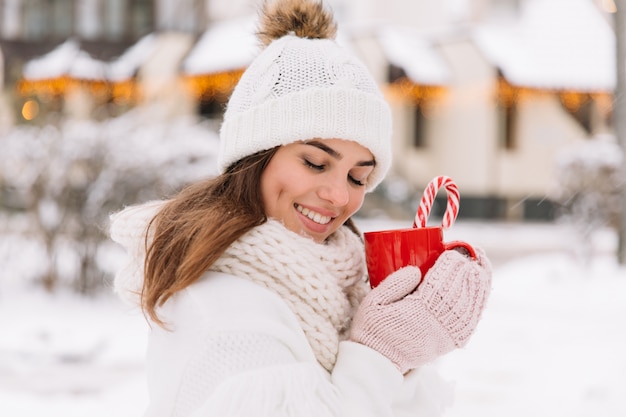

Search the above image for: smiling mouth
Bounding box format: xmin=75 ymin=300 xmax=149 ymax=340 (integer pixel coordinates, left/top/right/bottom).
xmin=295 ymin=204 xmax=332 ymax=225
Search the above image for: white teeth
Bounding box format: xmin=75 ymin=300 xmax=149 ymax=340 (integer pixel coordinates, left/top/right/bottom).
xmin=296 ymin=205 xmax=331 ymax=225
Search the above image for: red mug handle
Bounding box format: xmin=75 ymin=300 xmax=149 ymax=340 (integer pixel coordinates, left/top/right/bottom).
xmin=444 ymin=240 xmax=477 ymax=259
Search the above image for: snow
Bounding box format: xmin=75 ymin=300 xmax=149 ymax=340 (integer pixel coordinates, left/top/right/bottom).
xmin=556 ymin=133 xmax=623 ymax=170
xmin=181 ymin=15 xmax=357 ymax=76
xmin=21 ymin=38 xmax=111 ymax=81
xmin=378 ymin=26 xmax=451 ymax=85
xmin=22 ymin=34 xmax=159 ymax=82
xmin=22 ymin=39 xmax=81 ymax=80
xmin=473 ymin=0 xmax=615 ymax=91
xmin=182 ymin=16 xmax=258 ymax=75
xmin=107 ymin=34 xmax=159 ymax=81
xmin=1 ymin=217 xmax=624 ymax=416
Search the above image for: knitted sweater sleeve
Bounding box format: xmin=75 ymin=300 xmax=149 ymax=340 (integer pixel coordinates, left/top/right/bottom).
xmin=179 ymin=334 xmax=451 ymax=417
xmin=145 ymin=273 xmax=451 ymax=417
xmin=186 ymin=340 xmax=403 ymax=417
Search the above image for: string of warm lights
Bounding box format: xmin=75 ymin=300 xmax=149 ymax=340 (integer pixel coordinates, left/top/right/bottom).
xmin=16 ymin=77 xmax=70 ymax=101
xmin=110 ymin=80 xmax=141 ymax=104
xmin=182 ymin=69 xmax=245 ymax=101
xmin=16 ymin=69 xmax=247 ymax=114
xmin=16 ymin=76 xmax=141 ymax=105
xmin=15 ymin=72 xmax=613 ymax=121
xmin=387 ymin=77 xmax=447 ymax=105
xmin=496 ymin=77 xmax=612 ymax=112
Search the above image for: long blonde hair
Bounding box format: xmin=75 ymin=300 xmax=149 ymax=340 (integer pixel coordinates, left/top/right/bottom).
xmin=142 ymin=146 xmax=360 ymax=326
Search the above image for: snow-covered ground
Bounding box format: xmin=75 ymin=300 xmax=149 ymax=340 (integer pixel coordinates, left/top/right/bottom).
xmin=1 ymin=218 xmax=624 ymax=416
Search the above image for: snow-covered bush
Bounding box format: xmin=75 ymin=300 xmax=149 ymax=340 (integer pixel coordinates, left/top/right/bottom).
xmin=552 ymin=134 xmax=624 ymax=262
xmin=0 ymin=110 xmax=219 ymax=293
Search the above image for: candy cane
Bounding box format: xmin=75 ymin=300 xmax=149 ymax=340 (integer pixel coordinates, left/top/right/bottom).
xmin=414 ymin=176 xmax=460 ymax=229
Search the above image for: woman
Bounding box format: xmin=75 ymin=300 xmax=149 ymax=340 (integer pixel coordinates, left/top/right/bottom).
xmin=110 ymin=1 xmax=492 ymax=416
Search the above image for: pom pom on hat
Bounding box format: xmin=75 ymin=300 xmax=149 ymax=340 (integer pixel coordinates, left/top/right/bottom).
xmin=257 ymin=0 xmax=337 ymax=46
xmin=218 ymin=0 xmax=392 ymax=191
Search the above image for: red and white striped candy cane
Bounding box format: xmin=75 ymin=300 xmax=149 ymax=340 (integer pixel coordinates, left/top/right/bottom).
xmin=414 ymin=176 xmax=460 ymax=229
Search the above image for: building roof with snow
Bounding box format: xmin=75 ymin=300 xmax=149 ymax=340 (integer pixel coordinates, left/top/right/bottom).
xmin=182 ymin=16 xmax=258 ymax=76
xmin=378 ymin=25 xmax=451 ymax=86
xmin=473 ymin=0 xmax=615 ymax=92
xmin=22 ymin=35 xmax=158 ymax=82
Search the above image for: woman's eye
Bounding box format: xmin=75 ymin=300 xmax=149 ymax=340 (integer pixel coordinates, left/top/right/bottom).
xmin=349 ymin=175 xmax=366 ymax=187
xmin=304 ymin=159 xmax=324 ymax=171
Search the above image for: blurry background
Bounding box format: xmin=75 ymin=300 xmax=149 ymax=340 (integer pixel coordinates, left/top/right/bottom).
xmin=0 ymin=0 xmax=625 ymax=416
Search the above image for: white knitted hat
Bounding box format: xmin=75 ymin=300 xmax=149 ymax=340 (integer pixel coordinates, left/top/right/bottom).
xmin=218 ymin=0 xmax=392 ymax=191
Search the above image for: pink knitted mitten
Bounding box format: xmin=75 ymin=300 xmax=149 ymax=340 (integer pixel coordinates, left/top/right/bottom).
xmin=350 ymin=249 xmax=492 ymax=374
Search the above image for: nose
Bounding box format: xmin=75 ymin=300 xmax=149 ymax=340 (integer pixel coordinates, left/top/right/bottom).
xmin=318 ymin=175 xmax=350 ymax=207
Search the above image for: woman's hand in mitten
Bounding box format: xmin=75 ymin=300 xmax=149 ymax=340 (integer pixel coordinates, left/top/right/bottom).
xmin=350 ymin=249 xmax=492 ymax=374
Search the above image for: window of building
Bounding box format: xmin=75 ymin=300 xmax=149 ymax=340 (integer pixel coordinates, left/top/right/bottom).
xmin=0 ymin=1 xmax=19 ymax=39
xmin=52 ymin=0 xmax=74 ymax=38
xmin=388 ymin=64 xmax=429 ymax=149
xmin=130 ymin=0 xmax=154 ymax=38
xmin=497 ymin=101 xmax=517 ymax=150
xmin=103 ymin=0 xmax=126 ymax=40
xmin=22 ymin=0 xmax=51 ymax=40
xmin=198 ymin=97 xmax=226 ymax=120
xmin=21 ymin=0 xmax=74 ymax=40
xmin=573 ymin=99 xmax=593 ymax=134
xmin=387 ymin=63 xmax=405 ymax=84
xmin=15 ymin=0 xmax=155 ymax=42
xmin=158 ymin=0 xmax=205 ymax=33
xmin=103 ymin=0 xmax=154 ymax=41
xmin=560 ymin=93 xmax=593 ymax=134
xmin=413 ymin=104 xmax=427 ymax=148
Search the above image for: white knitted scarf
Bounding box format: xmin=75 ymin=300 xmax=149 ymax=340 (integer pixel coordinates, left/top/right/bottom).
xmin=210 ymin=219 xmax=370 ymax=372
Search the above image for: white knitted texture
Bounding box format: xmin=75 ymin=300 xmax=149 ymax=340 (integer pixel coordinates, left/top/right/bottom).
xmin=174 ymin=332 xmax=295 ymax=417
xmin=219 ymin=35 xmax=392 ymax=191
xmin=211 ymin=219 xmax=369 ymax=372
xmin=189 ymin=361 xmax=340 ymax=417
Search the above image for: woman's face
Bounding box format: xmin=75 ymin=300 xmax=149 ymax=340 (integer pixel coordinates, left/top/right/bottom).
xmin=261 ymin=139 xmax=375 ymax=243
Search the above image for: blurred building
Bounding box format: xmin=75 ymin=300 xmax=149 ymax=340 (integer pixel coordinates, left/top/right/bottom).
xmin=0 ymin=0 xmax=618 ymax=221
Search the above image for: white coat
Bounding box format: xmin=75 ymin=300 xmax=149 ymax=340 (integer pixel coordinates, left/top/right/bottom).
xmin=141 ymin=271 xmax=452 ymax=417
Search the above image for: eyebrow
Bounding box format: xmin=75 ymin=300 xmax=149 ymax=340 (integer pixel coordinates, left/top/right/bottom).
xmin=305 ymin=140 xmax=376 ymax=167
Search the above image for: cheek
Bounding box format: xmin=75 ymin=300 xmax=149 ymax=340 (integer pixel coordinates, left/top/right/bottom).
xmin=261 ymin=165 xmax=293 ymax=208
xmin=260 ymin=174 xmax=277 ymax=210
xmin=347 ymin=188 xmax=366 ymax=215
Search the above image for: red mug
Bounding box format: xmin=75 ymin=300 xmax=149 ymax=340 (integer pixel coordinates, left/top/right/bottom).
xmin=364 ymin=226 xmax=476 ymax=288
